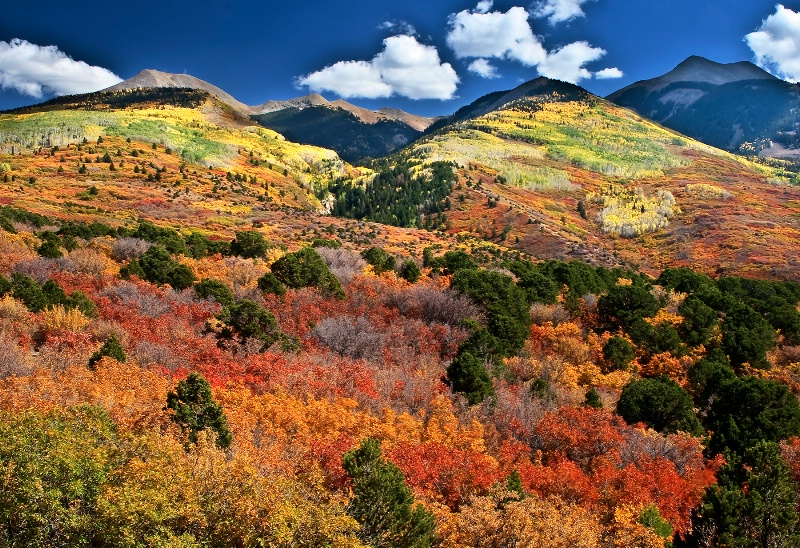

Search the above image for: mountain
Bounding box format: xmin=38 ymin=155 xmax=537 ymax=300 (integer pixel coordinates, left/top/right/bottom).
xmin=357 ymin=76 xmax=800 ymax=280
xmin=106 ymin=69 xmax=256 ymax=115
xmin=251 ymin=94 xmax=437 ymax=163
xmin=107 ymin=70 xmax=436 ymax=162
xmin=608 ymin=56 xmax=800 ymax=157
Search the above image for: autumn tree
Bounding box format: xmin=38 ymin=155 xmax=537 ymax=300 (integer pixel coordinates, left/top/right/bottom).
xmin=0 ymin=407 xmax=116 ymax=546
xmin=343 ymin=438 xmax=435 ymax=548
xmin=166 ymin=371 xmax=232 ymax=449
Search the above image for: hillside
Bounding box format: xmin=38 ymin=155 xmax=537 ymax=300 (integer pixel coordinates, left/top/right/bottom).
xmin=104 ymin=69 xmax=435 ymax=162
xmin=608 ymin=56 xmax=800 ymax=157
xmin=327 ymin=77 xmax=800 ymax=281
xmin=3 ymin=72 xmax=800 ymax=547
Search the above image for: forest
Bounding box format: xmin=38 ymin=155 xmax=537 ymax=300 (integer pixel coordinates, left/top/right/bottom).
xmin=0 ymin=199 xmax=800 ymax=547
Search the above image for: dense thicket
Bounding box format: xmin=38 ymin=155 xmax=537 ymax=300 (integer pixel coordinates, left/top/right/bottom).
xmin=327 ymin=161 xmax=455 ymax=228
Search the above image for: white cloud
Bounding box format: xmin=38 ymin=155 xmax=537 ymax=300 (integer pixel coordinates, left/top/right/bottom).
xmin=446 ymin=3 xmax=613 ymax=84
xmin=446 ymin=5 xmax=547 ymax=66
xmin=297 ymin=35 xmax=459 ymax=100
xmin=531 ymin=0 xmax=595 ymax=25
xmin=537 ymin=41 xmax=605 ymax=82
xmin=475 ymin=0 xmax=494 ymax=13
xmin=378 ymin=20 xmax=417 ymax=36
xmin=0 ymin=38 xmax=121 ymax=98
xmin=468 ymin=59 xmax=500 ymax=78
xmin=746 ymin=4 xmax=800 ymax=82
xmin=595 ymin=67 xmax=623 ymax=79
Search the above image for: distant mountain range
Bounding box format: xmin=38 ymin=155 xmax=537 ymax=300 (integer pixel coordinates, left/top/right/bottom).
xmin=103 ymin=61 xmax=800 ymax=161
xmin=107 ymin=70 xmax=436 ymax=162
xmin=608 ymin=56 xmax=800 ymax=157
xmin=3 ymin=60 xmax=800 ymax=280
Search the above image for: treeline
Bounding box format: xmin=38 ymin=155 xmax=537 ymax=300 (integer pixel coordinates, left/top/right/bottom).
xmin=326 ymin=161 xmax=455 ymax=228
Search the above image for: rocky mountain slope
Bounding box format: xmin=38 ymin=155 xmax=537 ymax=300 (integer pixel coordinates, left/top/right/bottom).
xmin=608 ymin=56 xmax=800 ymax=157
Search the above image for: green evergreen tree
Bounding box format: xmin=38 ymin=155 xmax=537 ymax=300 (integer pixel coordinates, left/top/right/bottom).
xmin=257 ymin=272 xmax=286 ymax=296
xmin=705 ymin=376 xmax=800 ymax=457
xmin=194 ymin=278 xmax=235 ymax=307
xmin=399 ymin=260 xmax=421 ymax=283
xmin=10 ymin=273 xmax=48 ymax=313
xmin=215 ymin=300 xmax=279 ymax=349
xmin=271 ymin=247 xmax=344 ymax=299
xmin=229 ymin=230 xmax=270 ymax=259
xmin=166 ymin=372 xmax=232 ymax=449
xmin=687 ymin=442 xmax=800 ymax=548
xmin=602 ymin=336 xmax=635 ymax=372
xmin=617 ymin=376 xmax=703 ymax=436
xmin=342 ymin=438 xmax=435 ymax=548
xmin=361 ymin=247 xmax=396 ymax=274
xmin=584 ymin=387 xmax=603 ymax=408
xmin=446 ymin=351 xmax=494 ymax=405
xmin=88 ymin=336 xmax=126 ymax=370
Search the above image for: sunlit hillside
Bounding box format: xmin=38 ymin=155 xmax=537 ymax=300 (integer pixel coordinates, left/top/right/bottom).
xmin=359 ymin=82 xmax=800 ymax=281
xmin=3 ymin=81 xmax=800 ymax=547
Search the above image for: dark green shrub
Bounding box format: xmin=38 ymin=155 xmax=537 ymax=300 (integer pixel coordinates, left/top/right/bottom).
xmin=399 ymin=260 xmax=421 ymax=283
xmin=271 ymin=247 xmax=344 ymax=299
xmin=10 ymin=273 xmax=47 ymax=312
xmin=194 ymin=279 xmax=235 ymax=307
xmin=166 ymin=371 xmax=232 ymax=449
xmin=88 ymin=336 xmax=126 ymax=369
xmin=602 ymin=336 xmax=635 ymax=371
xmin=447 ymin=350 xmax=494 ymax=405
xmin=617 ymin=376 xmax=703 ymax=436
xmin=257 ymin=272 xmax=286 ymax=296
xmin=361 ymin=247 xmax=396 ymax=274
xmin=229 ymin=230 xmax=270 ymax=259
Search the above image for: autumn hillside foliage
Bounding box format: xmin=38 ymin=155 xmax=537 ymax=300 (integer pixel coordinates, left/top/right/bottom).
xmin=0 ymin=199 xmax=798 ymax=545
xmin=2 ymin=85 xmax=800 ymax=546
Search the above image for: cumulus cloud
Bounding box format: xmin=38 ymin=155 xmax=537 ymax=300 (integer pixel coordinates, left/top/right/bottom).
xmin=475 ymin=0 xmax=494 ymax=13
xmin=378 ymin=20 xmax=417 ymax=36
xmin=446 ymin=5 xmax=547 ymax=66
xmin=446 ymin=3 xmax=613 ymax=84
xmin=297 ymin=35 xmax=459 ymax=100
xmin=531 ymin=0 xmax=595 ymax=25
xmin=746 ymin=4 xmax=800 ymax=82
xmin=468 ymin=59 xmax=500 ymax=78
xmin=594 ymin=67 xmax=623 ymax=79
xmin=537 ymin=41 xmax=605 ymax=82
xmin=0 ymin=38 xmax=121 ymax=98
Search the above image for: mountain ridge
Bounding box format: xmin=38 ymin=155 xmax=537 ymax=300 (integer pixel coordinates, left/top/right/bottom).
xmin=607 ymin=56 xmax=800 ymax=156
xmin=107 ymin=69 xmax=436 ymax=130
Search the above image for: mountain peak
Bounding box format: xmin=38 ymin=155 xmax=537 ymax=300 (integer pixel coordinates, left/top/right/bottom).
xmin=106 ymin=69 xmax=253 ymax=113
xmin=642 ymin=56 xmax=777 ymax=90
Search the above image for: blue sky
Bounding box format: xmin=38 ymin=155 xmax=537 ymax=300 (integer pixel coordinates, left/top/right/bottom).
xmin=1 ymin=1 xmax=797 ymax=116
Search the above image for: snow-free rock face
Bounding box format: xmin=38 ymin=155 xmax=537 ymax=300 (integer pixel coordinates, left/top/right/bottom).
xmin=608 ymin=56 xmax=799 ymax=154
xmin=106 ymin=69 xmax=256 ymax=114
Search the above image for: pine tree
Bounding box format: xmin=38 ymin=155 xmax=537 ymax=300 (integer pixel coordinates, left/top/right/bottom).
xmin=88 ymin=335 xmax=126 ymax=370
xmin=166 ymin=372 xmax=232 ymax=449
xmin=343 ymin=438 xmax=435 ymax=548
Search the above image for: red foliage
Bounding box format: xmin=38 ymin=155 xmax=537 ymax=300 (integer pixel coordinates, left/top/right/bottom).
xmin=387 ymin=442 xmax=500 ymax=509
